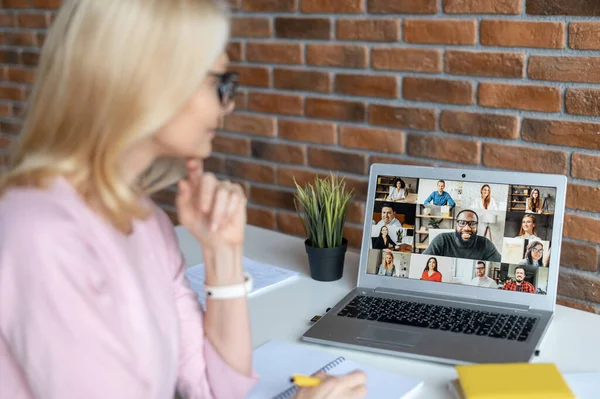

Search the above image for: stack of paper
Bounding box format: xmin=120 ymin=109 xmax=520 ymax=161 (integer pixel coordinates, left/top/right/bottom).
xmin=184 ymin=256 xmax=299 ymax=308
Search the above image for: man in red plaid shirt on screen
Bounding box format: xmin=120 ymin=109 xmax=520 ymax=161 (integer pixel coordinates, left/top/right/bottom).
xmin=501 ymin=266 xmax=536 ymax=293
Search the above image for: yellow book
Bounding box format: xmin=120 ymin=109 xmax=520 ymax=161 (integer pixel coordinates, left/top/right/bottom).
xmin=449 ymin=363 xmax=576 ymax=399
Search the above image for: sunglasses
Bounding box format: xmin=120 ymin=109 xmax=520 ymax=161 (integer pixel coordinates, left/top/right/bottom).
xmin=209 ymin=71 xmax=239 ymax=107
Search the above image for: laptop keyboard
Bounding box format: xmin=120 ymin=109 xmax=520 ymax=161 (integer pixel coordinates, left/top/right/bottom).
xmin=337 ymin=295 xmax=537 ymax=341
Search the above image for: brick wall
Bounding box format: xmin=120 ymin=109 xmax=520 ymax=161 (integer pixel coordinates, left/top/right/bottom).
xmin=1 ymin=0 xmax=599 ymax=313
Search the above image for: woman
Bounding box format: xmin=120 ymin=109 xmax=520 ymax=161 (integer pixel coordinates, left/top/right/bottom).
xmin=526 ymin=189 xmax=543 ymax=214
xmin=377 ymin=251 xmax=397 ymax=277
xmin=519 ymin=241 xmax=545 ymax=268
xmin=0 ymin=1 xmax=365 ymax=398
xmin=515 ymin=214 xmax=541 ymax=240
xmin=387 ymin=178 xmax=407 ymax=202
xmin=471 ymin=184 xmax=498 ymax=210
xmin=421 ymin=257 xmax=442 ymax=282
xmin=373 ymin=225 xmax=398 ymax=250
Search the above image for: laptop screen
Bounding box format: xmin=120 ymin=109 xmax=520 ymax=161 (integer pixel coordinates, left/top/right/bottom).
xmin=366 ymin=175 xmax=557 ymax=296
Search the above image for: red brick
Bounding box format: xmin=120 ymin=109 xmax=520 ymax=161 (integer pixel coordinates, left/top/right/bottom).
xmin=0 ymin=85 xmax=26 ymax=101
xmin=478 ymin=83 xmax=561 ymax=113
xmin=5 ymin=0 xmax=31 ymax=8
xmin=335 ymin=74 xmax=397 ymax=99
xmin=4 ymin=31 xmax=37 ymax=47
xmin=522 ymin=119 xmax=600 ymax=150
xmin=229 ymin=65 xmax=270 ymax=87
xmin=224 ymin=159 xmax=275 ymax=184
xmin=526 ymin=1 xmax=600 ymax=16
xmin=248 ymin=92 xmax=303 ymax=116
xmin=6 ymin=67 xmax=35 ymax=84
xmin=277 ymin=167 xmax=319 ymax=188
xmin=251 ymin=141 xmax=306 ymax=164
xmin=0 ymin=121 xmax=21 ymax=136
xmin=274 ymin=17 xmax=331 ymax=40
xmin=368 ymin=0 xmax=438 ymax=13
xmin=569 ymin=22 xmax=600 ymax=50
xmin=242 ymin=0 xmax=297 ymax=12
xmin=407 ymin=134 xmax=480 ymax=165
xmin=564 ymin=214 xmax=600 ymax=245
xmin=556 ymin=297 xmax=600 ymax=315
xmin=231 ymin=17 xmax=272 ymax=38
xmin=347 ymin=201 xmax=365 ymax=224
xmin=369 ymin=155 xmax=434 ymax=167
xmin=529 ymin=56 xmax=600 ymax=84
xmin=277 ymin=212 xmax=305 ymax=236
xmin=404 ymin=19 xmax=477 ymax=45
xmin=558 ymin=271 xmax=600 ymax=304
xmin=445 ymin=51 xmax=525 ymax=78
xmin=226 ymin=42 xmax=243 ymax=62
xmin=337 ymin=19 xmax=400 ymax=42
xmin=305 ymin=98 xmax=365 ymax=122
xmin=308 ymin=148 xmax=367 ymax=174
xmin=369 ymin=105 xmax=436 ymax=131
xmin=403 ymin=77 xmax=474 ymax=105
xmin=567 ymin=184 xmax=600 ymax=214
xmin=17 ymin=12 xmax=50 ymax=28
xmin=223 ymin=113 xmax=276 ymax=136
xmin=560 ymin=241 xmax=599 ymax=272
xmin=204 ymin=155 xmax=226 ymax=174
xmin=566 ymin=88 xmax=600 ymax=117
xmin=482 ymin=143 xmax=568 ymax=174
xmin=572 ymin=153 xmax=600 ymax=182
xmin=340 ymin=126 xmax=404 ymax=153
xmin=372 ymin=48 xmax=442 ymax=73
xmin=440 ymin=111 xmax=519 ymax=140
xmin=251 ymin=187 xmax=297 ymax=211
xmin=0 ymin=11 xmax=16 ymax=27
xmin=32 ymin=0 xmax=61 ymax=7
xmin=246 ymin=42 xmax=302 ymax=64
xmin=274 ymin=69 xmax=331 ymax=93
xmin=481 ymin=20 xmax=565 ymax=49
xmin=344 ymin=225 xmax=365 ymax=249
xmin=443 ymin=0 xmax=522 ymax=14
xmin=301 ymin=0 xmax=364 ymax=13
xmin=212 ymin=135 xmax=251 ymax=156
xmin=21 ymin=51 xmax=40 ymax=66
xmin=0 ymin=103 xmax=13 ymax=117
xmin=278 ymin=119 xmax=337 ymax=144
xmin=306 ymin=44 xmax=368 ymax=69
xmin=233 ymin=91 xmax=247 ymax=111
xmin=247 ymin=206 xmax=277 ymax=229
xmin=0 ymin=50 xmax=19 ymax=64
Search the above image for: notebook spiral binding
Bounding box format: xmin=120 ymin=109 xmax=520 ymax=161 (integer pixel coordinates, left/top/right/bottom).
xmin=272 ymin=356 xmax=346 ymax=399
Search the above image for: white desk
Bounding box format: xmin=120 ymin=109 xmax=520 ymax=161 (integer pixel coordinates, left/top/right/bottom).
xmin=175 ymin=224 xmax=600 ymax=398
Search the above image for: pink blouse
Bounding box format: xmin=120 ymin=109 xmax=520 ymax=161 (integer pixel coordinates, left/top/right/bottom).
xmin=0 ymin=178 xmax=258 ymax=398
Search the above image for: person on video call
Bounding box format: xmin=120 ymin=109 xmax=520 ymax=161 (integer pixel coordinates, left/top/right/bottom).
xmin=515 ymin=214 xmax=541 ymax=240
xmin=520 ymin=241 xmax=545 ymax=268
xmin=373 ymin=225 xmax=399 ymax=251
xmin=377 ymin=251 xmax=397 ymax=277
xmin=375 ymin=203 xmax=402 ymax=229
xmin=502 ymin=266 xmax=536 ymax=293
xmin=424 ymin=180 xmax=456 ymax=207
xmin=469 ymin=261 xmax=498 ymax=288
xmin=471 ymin=184 xmax=498 ymax=211
xmin=386 ymin=178 xmax=407 ymax=202
xmin=526 ymin=188 xmax=543 ymax=214
xmin=421 ymin=257 xmax=442 ymax=282
xmin=423 ymin=210 xmax=501 ymax=262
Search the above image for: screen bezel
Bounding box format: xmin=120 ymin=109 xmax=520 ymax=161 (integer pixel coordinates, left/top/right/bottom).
xmin=357 ymin=164 xmax=567 ymax=313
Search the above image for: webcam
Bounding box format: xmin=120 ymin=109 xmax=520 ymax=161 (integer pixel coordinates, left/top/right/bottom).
xmin=462 ymin=174 xmax=466 ymax=178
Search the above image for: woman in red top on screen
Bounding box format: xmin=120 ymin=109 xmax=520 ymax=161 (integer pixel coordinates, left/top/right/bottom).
xmin=421 ymin=257 xmax=442 ymax=282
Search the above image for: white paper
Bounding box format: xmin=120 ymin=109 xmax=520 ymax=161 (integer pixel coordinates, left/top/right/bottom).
xmin=564 ymin=372 xmax=600 ymax=399
xmin=184 ymin=257 xmax=299 ymax=308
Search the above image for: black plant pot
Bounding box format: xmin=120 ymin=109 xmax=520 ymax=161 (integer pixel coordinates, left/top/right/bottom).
xmin=304 ymin=238 xmax=348 ymax=282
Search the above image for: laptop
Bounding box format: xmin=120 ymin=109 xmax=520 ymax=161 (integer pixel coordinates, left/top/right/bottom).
xmin=302 ymin=164 xmax=567 ymax=365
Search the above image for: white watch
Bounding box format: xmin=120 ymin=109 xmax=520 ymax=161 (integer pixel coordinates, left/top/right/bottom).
xmin=205 ymin=273 xmax=253 ymax=300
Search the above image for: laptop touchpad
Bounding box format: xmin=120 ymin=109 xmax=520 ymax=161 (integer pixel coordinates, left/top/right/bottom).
xmin=356 ymin=325 xmax=422 ymax=347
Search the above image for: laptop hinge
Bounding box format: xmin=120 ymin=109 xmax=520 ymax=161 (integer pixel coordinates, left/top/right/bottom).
xmin=374 ymin=287 xmax=531 ymax=311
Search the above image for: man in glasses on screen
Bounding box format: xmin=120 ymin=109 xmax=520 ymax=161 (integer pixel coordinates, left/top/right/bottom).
xmin=424 ymin=210 xmax=501 ymax=262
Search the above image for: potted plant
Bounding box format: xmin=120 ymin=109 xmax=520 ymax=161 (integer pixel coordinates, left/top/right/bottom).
xmin=428 ymin=218 xmax=443 ymax=230
xmin=293 ymin=173 xmax=355 ymax=281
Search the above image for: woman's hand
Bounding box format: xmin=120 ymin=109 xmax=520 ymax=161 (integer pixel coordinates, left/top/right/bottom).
xmin=176 ymin=158 xmax=247 ymax=250
xmin=294 ymin=371 xmax=367 ymax=399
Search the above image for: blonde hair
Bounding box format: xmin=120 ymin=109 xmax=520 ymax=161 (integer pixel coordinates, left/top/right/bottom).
xmin=0 ymin=0 xmax=230 ymax=231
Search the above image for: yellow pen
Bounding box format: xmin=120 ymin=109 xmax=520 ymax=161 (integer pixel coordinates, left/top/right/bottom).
xmin=290 ymin=374 xmax=322 ymax=387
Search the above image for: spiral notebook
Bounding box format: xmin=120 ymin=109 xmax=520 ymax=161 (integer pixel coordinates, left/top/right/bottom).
xmin=247 ymin=340 xmax=423 ymax=399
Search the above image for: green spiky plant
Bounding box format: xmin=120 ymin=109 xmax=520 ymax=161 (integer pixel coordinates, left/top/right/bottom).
xmin=293 ymin=173 xmax=355 ymax=249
